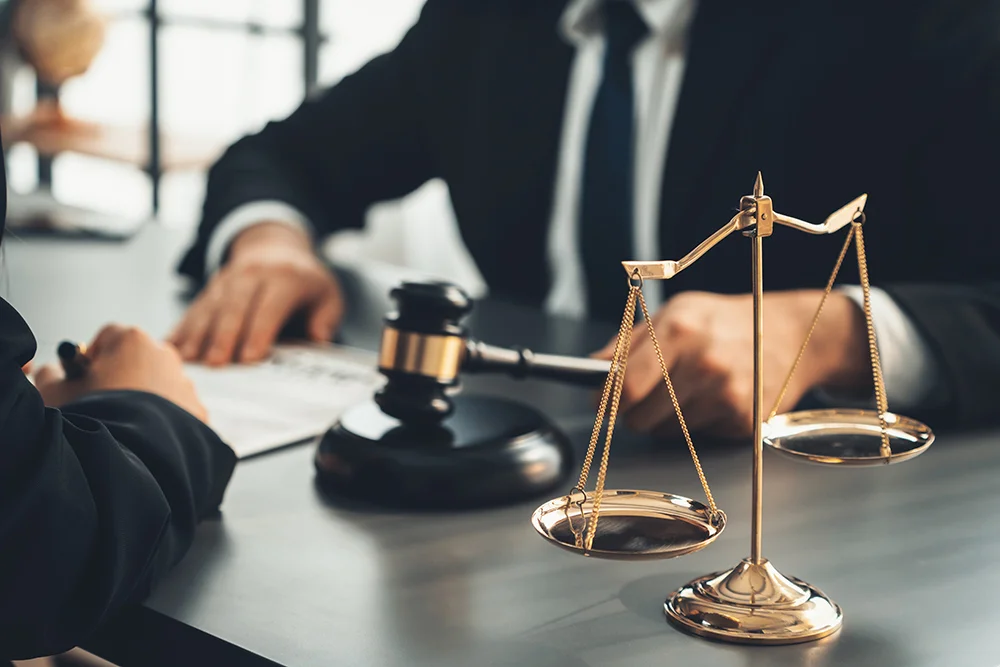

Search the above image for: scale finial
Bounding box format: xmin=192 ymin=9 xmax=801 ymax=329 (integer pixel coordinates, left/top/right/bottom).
xmin=753 ymin=171 xmax=764 ymax=198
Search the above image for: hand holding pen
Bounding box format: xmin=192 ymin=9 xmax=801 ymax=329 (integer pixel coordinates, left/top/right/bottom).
xmin=34 ymin=325 xmax=209 ymax=421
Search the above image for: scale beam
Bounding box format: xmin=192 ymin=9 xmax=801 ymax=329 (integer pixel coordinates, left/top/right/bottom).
xmin=621 ymin=191 xmax=868 ymax=281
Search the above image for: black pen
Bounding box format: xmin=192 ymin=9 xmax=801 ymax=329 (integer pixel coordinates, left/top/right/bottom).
xmin=58 ymin=340 xmax=91 ymax=380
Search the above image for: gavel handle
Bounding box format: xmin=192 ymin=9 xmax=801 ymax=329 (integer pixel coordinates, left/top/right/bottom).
xmin=464 ymin=340 xmax=610 ymax=387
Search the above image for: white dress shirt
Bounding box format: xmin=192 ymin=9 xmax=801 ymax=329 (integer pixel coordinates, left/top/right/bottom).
xmin=204 ymin=0 xmax=939 ymax=410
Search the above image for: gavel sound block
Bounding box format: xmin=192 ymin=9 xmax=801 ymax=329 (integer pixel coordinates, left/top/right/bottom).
xmin=314 ymin=282 xmax=610 ymax=509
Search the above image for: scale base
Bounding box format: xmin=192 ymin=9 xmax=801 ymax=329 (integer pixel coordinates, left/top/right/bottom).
xmin=664 ymin=558 xmax=842 ymax=645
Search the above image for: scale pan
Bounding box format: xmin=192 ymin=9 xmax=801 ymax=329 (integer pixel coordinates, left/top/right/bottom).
xmin=531 ymin=489 xmax=725 ymax=561
xmin=764 ymin=409 xmax=933 ymax=466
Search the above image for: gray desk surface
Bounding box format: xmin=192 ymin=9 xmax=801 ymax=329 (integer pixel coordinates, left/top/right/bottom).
xmin=5 ymin=227 xmax=999 ymax=667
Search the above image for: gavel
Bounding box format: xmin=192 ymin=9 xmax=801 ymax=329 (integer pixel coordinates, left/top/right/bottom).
xmin=374 ymin=282 xmax=611 ymax=426
xmin=317 ymin=281 xmax=609 ymax=508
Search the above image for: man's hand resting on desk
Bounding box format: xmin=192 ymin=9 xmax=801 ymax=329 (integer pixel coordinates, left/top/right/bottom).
xmin=35 ymin=324 xmax=208 ymax=420
xmin=169 ymin=222 xmax=344 ymax=365
xmin=593 ymin=290 xmax=871 ymax=438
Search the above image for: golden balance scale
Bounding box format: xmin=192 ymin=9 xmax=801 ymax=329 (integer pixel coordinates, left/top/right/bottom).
xmin=530 ymin=174 xmax=935 ymax=644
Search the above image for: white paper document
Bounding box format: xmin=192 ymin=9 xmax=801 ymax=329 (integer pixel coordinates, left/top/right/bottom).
xmin=185 ymin=343 xmax=384 ymax=459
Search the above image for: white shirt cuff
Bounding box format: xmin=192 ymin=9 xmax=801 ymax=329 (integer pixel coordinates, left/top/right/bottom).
xmin=204 ymin=201 xmax=314 ymax=277
xmin=835 ymin=285 xmax=941 ymax=411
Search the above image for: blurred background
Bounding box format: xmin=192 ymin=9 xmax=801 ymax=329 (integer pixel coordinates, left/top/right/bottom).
xmin=0 ymin=0 xmax=487 ymax=295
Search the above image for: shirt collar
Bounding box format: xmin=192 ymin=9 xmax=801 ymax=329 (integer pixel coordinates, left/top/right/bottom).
xmin=560 ymin=0 xmax=696 ymax=46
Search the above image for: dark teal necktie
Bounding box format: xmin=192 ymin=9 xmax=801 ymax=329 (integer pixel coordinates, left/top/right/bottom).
xmin=579 ymin=1 xmax=649 ymax=321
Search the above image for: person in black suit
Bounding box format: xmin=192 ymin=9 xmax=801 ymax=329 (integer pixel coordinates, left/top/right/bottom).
xmin=172 ymin=0 xmax=1000 ymax=437
xmin=0 ymin=147 xmax=236 ymax=659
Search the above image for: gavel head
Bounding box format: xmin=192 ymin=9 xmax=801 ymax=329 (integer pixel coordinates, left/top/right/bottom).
xmin=374 ymin=281 xmax=473 ymax=426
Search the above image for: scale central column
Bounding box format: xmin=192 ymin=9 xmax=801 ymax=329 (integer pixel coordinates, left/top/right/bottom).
xmin=750 ymin=231 xmax=764 ymax=565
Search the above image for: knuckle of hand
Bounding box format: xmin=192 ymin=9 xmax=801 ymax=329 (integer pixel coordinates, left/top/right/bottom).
xmin=242 ymin=330 xmax=265 ymax=349
xmin=206 ymin=343 xmax=232 ymax=361
xmin=122 ymin=326 xmax=146 ymax=342
xmin=227 ymin=263 xmax=264 ymax=283
xmin=665 ymin=315 xmax=699 ymax=340
xmin=272 ymin=262 xmax=302 ymax=280
xmin=699 ymin=351 xmax=729 ymax=378
xmin=101 ymin=322 xmax=127 ymax=337
xmin=213 ymin=319 xmax=240 ymax=338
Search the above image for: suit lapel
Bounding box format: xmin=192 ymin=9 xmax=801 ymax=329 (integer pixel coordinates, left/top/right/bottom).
xmin=461 ymin=1 xmax=574 ymax=305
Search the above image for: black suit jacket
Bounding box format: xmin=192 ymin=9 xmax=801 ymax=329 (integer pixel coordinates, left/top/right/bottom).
xmin=0 ymin=159 xmax=236 ymax=657
xmin=182 ymin=0 xmax=1000 ymax=427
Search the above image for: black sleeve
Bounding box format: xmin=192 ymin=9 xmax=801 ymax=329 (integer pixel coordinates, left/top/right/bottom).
xmin=878 ymin=3 xmax=1000 ymax=428
xmin=0 ymin=298 xmax=236 ymax=660
xmin=178 ymin=0 xmax=459 ymax=281
xmin=883 ymin=283 xmax=1000 ymax=428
